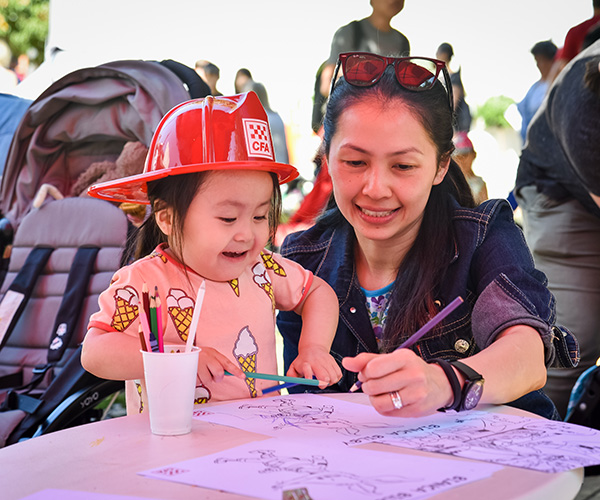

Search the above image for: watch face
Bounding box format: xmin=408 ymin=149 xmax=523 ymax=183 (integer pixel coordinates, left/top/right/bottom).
xmin=463 ymin=381 xmax=484 ymax=410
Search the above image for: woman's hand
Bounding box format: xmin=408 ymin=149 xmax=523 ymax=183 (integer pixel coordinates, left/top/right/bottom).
xmin=288 ymin=345 xmax=342 ymax=389
xmin=197 ymin=346 xmax=245 ymax=384
xmin=342 ymin=350 xmax=454 ymax=417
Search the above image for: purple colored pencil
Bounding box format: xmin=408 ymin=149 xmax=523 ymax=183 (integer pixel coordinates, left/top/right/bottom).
xmin=350 ymin=296 xmax=464 ymax=392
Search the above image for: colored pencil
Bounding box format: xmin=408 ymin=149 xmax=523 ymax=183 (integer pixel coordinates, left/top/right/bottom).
xmin=149 ymin=294 xmax=158 ymax=345
xmin=139 ymin=307 xmax=156 ymax=352
xmin=142 ymin=283 xmax=151 ymax=319
xmin=138 ymin=323 xmax=148 ymax=352
xmin=350 ymin=296 xmax=464 ymax=392
xmin=225 ymin=370 xmax=321 ymax=387
xmin=185 ymin=280 xmax=205 ymax=352
xmin=260 ymin=382 xmax=299 ymax=395
xmin=155 ymin=287 xmax=164 ymax=353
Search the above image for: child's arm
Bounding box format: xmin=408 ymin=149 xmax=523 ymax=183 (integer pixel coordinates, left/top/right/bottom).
xmin=82 ymin=327 xmax=246 ymax=383
xmin=286 ymin=276 xmax=342 ymax=388
xmin=82 ymin=327 xmax=145 ymax=380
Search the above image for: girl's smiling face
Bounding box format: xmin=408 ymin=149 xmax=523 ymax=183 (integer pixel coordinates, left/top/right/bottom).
xmin=158 ymin=169 xmax=273 ymax=281
xmin=328 ymin=99 xmax=449 ymax=249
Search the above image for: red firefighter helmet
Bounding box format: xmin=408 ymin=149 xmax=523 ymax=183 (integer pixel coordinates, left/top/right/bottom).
xmin=88 ymin=91 xmax=298 ymax=204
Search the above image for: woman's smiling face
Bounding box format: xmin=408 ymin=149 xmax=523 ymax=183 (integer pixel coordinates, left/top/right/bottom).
xmin=328 ymin=99 xmax=449 ymax=249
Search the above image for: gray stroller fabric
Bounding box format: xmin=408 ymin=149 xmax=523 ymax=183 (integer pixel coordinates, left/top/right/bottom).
xmin=0 ymin=60 xmax=191 ymax=229
xmin=0 ymin=197 xmax=128 ymax=398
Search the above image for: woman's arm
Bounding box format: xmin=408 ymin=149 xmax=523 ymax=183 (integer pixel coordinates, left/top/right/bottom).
xmin=456 ymin=325 xmax=546 ymax=404
xmin=343 ymin=324 xmax=546 ymax=417
xmin=286 ymin=275 xmax=342 ymax=387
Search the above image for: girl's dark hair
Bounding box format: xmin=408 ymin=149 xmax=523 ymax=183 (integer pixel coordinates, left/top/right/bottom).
xmin=322 ymin=67 xmax=475 ymax=351
xmin=122 ymin=171 xmax=282 ymax=267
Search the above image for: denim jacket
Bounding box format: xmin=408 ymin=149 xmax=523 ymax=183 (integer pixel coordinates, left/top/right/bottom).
xmin=277 ymin=199 xmax=579 ymax=419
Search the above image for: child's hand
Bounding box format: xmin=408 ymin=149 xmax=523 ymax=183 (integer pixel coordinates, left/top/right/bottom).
xmin=287 ymin=346 xmax=342 ymax=389
xmin=197 ymin=347 xmax=245 ymax=384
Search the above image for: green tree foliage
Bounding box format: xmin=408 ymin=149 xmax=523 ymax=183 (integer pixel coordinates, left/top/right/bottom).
xmin=475 ymin=95 xmax=515 ymax=129
xmin=0 ymin=0 xmax=49 ymax=65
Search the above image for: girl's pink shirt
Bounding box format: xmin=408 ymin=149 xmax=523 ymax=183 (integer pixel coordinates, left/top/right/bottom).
xmin=88 ymin=244 xmax=313 ymax=413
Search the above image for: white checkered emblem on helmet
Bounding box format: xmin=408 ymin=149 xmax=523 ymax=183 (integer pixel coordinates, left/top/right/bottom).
xmin=243 ymin=119 xmax=273 ymax=160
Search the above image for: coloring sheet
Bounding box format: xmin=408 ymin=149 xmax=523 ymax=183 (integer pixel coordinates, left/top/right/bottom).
xmin=192 ymin=393 xmax=439 ymax=441
xmin=139 ymin=437 xmax=501 ymax=500
xmin=366 ymin=411 xmax=600 ymax=473
xmin=193 ymin=393 xmax=600 ymax=473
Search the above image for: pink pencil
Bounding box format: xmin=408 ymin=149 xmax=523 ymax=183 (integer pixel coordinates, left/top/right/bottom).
xmin=155 ymin=286 xmax=164 ymax=353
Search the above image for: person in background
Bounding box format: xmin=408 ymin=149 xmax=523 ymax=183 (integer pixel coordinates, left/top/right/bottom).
xmin=517 ymin=40 xmax=557 ymax=144
xmin=319 ymin=0 xmax=409 ymax=100
xmin=452 ymin=132 xmax=488 ymax=205
xmin=515 ymin=40 xmax=600 ymax=418
xmin=195 ymin=60 xmax=223 ymax=96
xmin=82 ymin=93 xmax=341 ymax=414
xmin=550 ymin=0 xmax=600 ymax=80
xmin=277 ymin=52 xmax=577 ymax=419
xmin=249 ymin=81 xmax=289 ymax=164
xmin=436 ymin=42 xmax=471 ymax=133
xmin=0 ymin=40 xmax=18 ymax=93
xmin=234 ymin=68 xmax=254 ymax=94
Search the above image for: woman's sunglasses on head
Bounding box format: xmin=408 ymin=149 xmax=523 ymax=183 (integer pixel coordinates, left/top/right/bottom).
xmin=331 ymin=52 xmax=454 ymax=113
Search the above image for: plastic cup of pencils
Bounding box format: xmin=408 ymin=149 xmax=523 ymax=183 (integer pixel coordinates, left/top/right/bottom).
xmin=141 ymin=345 xmax=200 ymax=436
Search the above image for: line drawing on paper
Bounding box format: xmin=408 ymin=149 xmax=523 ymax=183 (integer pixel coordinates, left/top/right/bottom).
xmin=214 ymin=448 xmax=418 ymax=495
xmin=237 ymin=397 xmax=395 ymax=435
xmin=374 ymin=412 xmax=600 ymax=472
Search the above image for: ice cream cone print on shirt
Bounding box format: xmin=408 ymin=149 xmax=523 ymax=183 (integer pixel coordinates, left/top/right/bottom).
xmin=229 ymin=278 xmax=240 ymax=297
xmin=111 ymin=286 xmax=139 ymax=331
xmin=252 ymin=262 xmax=275 ymax=312
xmin=166 ymin=288 xmax=195 ymax=342
xmin=261 ymin=252 xmax=286 ymax=276
xmin=234 ymin=326 xmax=258 ymax=397
xmin=195 ymin=384 xmax=211 ymax=404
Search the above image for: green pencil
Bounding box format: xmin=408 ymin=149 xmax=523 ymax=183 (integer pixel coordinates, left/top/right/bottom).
xmin=225 ymin=371 xmax=321 ymax=387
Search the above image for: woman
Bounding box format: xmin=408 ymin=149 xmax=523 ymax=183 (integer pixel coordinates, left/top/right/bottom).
xmin=277 ymin=52 xmax=578 ymax=419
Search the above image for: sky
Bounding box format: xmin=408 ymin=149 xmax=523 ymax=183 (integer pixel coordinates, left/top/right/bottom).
xmin=19 ymin=0 xmax=595 ymax=196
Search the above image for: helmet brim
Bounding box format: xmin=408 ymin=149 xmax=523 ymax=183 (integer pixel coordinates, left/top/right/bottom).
xmin=87 ymin=161 xmax=299 ymax=204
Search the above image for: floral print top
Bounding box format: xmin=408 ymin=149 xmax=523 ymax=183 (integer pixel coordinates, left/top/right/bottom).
xmin=362 ymin=283 xmax=393 ymax=352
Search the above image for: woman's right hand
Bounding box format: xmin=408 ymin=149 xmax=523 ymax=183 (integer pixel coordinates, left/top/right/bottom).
xmin=342 ymin=350 xmax=455 ymax=417
xmin=197 ymin=346 xmax=245 ymax=384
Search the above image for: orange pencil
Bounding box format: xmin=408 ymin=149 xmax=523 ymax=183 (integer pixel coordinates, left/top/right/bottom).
xmin=138 ymin=323 xmax=149 ymax=352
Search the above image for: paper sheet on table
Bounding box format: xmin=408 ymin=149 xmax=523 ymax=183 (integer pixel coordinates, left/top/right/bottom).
xmin=193 ymin=393 xmax=443 ymax=441
xmin=369 ymin=410 xmax=600 ymax=473
xmin=19 ymin=490 xmax=150 ymax=500
xmin=139 ymin=437 xmax=501 ymax=500
xmin=193 ymin=393 xmax=600 ymax=473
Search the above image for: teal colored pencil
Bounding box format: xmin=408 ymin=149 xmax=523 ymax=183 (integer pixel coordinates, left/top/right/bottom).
xmin=225 ymin=371 xmax=320 ymax=387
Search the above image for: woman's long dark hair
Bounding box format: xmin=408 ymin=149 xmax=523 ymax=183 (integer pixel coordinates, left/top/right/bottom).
xmin=322 ymin=67 xmax=475 ymax=351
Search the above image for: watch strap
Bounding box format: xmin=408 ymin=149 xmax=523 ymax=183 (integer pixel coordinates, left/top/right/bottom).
xmin=450 ymin=360 xmax=483 ymax=382
xmin=428 ymin=358 xmax=461 ymax=411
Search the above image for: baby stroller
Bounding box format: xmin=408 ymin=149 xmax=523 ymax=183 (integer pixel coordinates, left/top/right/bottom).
xmin=0 ymin=59 xmax=209 ymax=446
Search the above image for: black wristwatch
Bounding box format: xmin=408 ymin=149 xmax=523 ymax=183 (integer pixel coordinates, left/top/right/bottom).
xmin=450 ymin=360 xmax=485 ymax=411
xmin=428 ymin=358 xmax=461 ymax=411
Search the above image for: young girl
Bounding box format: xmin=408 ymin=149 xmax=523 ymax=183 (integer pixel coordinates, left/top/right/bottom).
xmin=82 ymin=92 xmax=341 ymax=413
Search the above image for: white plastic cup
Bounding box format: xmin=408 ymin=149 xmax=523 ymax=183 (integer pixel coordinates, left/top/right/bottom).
xmin=141 ymin=345 xmax=200 ymax=436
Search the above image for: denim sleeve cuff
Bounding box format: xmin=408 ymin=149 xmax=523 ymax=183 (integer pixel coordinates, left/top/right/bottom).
xmin=472 ymin=274 xmax=558 ymax=366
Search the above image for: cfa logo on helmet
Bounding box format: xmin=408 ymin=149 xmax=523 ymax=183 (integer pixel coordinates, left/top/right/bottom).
xmin=243 ymin=118 xmax=273 ymax=160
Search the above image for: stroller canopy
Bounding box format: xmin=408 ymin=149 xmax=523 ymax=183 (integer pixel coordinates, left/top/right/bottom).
xmin=0 ymin=59 xmax=198 ymax=229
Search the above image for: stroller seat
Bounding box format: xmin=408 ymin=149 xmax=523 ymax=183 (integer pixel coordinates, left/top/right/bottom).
xmin=0 ymin=196 xmax=129 ymax=445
